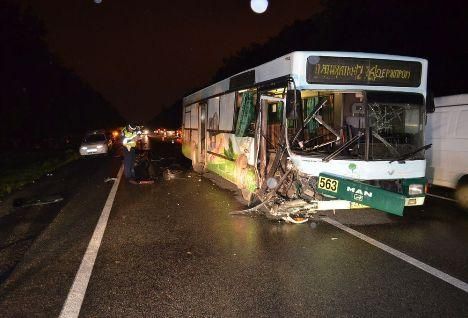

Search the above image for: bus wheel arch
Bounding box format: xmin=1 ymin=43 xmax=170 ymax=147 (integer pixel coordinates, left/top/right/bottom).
xmin=455 ymin=175 xmax=468 ymax=210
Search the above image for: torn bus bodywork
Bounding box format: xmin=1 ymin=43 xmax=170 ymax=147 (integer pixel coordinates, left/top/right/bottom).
xmin=247 ymin=87 xmax=429 ymax=221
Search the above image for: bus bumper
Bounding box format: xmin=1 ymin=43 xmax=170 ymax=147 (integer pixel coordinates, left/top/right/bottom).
xmin=315 ymin=173 xmax=426 ymax=216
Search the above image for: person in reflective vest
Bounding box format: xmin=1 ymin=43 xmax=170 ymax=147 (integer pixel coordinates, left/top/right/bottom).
xmin=122 ymin=124 xmax=138 ymax=181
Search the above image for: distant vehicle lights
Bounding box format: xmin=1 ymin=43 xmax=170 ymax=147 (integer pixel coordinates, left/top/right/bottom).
xmin=152 ymin=128 xmax=181 ymax=140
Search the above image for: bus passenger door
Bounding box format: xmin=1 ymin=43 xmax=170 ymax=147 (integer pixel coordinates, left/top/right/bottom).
xmin=258 ymin=96 xmax=286 ymax=192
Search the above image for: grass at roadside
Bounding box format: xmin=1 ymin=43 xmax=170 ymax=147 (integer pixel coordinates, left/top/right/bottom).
xmin=0 ymin=149 xmax=80 ymax=199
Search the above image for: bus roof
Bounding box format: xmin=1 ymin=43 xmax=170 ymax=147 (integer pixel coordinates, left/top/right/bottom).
xmin=183 ymin=51 xmax=428 ymax=106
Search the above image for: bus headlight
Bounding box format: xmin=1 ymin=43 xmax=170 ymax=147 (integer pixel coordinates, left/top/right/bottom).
xmin=408 ymin=184 xmax=424 ymax=195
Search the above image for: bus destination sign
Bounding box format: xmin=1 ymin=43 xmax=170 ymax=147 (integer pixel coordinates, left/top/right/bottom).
xmin=306 ymin=56 xmax=422 ymax=87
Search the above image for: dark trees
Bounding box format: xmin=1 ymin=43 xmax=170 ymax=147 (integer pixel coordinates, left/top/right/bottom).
xmin=0 ymin=3 xmax=124 ymax=148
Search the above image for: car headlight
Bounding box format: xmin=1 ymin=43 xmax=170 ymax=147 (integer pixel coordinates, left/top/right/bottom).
xmin=81 ymin=146 xmax=87 ymax=150
xmin=408 ymin=184 xmax=424 ymax=195
xmin=97 ymin=145 xmax=103 ymax=149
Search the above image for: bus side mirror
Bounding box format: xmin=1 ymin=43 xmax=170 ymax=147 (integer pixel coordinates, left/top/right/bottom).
xmin=426 ymin=91 xmax=435 ymax=113
xmin=286 ymin=90 xmax=302 ymax=119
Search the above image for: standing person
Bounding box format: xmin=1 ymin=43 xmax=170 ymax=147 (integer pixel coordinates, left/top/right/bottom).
xmin=122 ymin=124 xmax=138 ymax=182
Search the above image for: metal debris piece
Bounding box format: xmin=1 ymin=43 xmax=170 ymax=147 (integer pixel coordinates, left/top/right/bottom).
xmin=231 ymin=196 xmax=317 ymax=223
xmin=137 ymin=180 xmax=154 ymax=184
xmin=104 ymin=177 xmax=117 ymax=183
xmin=282 ymin=215 xmax=309 ymax=224
xmin=13 ymin=194 xmax=63 ymax=208
xmin=231 ymin=167 xmax=317 ymax=223
xmin=163 ymin=169 xmax=183 ymax=180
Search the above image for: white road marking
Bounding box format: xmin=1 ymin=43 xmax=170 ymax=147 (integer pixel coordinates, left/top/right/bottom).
xmin=426 ymin=193 xmax=457 ymax=202
xmin=322 ymin=217 xmax=468 ymax=293
xmin=59 ymin=165 xmax=123 ymax=318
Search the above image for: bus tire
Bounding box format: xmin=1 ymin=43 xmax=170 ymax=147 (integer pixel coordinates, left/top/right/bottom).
xmin=455 ymin=175 xmax=468 ymax=210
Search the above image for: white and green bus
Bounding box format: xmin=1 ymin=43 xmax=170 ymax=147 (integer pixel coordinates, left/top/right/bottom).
xmin=182 ymin=51 xmax=432 ymax=218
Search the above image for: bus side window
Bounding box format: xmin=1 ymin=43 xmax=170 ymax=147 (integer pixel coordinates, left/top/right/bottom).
xmin=234 ymin=90 xmax=257 ymax=137
xmin=219 ymin=93 xmax=235 ymax=131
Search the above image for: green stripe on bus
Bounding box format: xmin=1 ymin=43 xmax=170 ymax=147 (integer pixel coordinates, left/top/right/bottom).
xmin=317 ymin=173 xmax=406 ymax=216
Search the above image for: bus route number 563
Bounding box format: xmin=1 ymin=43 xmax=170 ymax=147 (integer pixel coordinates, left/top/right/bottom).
xmin=318 ymin=176 xmax=339 ymax=193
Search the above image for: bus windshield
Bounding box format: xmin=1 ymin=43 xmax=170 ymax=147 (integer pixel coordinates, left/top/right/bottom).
xmin=287 ymin=90 xmax=425 ymax=160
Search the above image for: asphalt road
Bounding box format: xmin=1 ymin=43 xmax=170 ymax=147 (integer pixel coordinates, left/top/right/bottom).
xmin=0 ymin=136 xmax=467 ymax=317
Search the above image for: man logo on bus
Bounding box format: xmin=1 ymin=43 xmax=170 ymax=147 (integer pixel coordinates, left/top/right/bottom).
xmin=347 ymin=186 xmax=373 ymax=202
xmin=354 ymin=194 xmax=364 ymax=202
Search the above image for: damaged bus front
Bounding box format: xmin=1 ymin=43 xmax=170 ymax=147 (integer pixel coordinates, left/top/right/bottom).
xmin=182 ymin=52 xmax=431 ymax=221
xmin=276 ymin=55 xmax=431 ymax=218
xmin=285 ymin=89 xmax=429 ymax=217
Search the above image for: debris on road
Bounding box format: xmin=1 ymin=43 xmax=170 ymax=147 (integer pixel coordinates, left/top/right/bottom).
xmin=163 ymin=169 xmax=183 ymax=180
xmin=137 ymin=180 xmax=154 ymax=185
xmin=104 ymin=177 xmax=117 ymax=183
xmin=134 ymin=150 xmax=157 ymax=181
xmin=13 ymin=194 xmax=64 ymax=208
xmin=230 ymin=195 xmax=317 ymax=223
xmin=230 ymin=167 xmax=318 ymax=223
xmin=129 ymin=179 xmax=154 ymax=185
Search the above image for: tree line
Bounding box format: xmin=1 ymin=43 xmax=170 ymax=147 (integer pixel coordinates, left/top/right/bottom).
xmin=0 ymin=3 xmax=124 ymax=149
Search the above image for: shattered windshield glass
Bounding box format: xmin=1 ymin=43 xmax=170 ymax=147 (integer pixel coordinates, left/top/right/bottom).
xmin=367 ymin=92 xmax=424 ymax=160
xmin=287 ymin=90 xmax=425 ymax=160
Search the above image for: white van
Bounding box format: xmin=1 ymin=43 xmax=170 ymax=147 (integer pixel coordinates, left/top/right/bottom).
xmin=426 ymin=94 xmax=468 ymax=208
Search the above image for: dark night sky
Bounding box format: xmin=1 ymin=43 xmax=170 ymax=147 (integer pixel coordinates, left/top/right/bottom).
xmin=16 ymin=0 xmax=323 ymax=122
